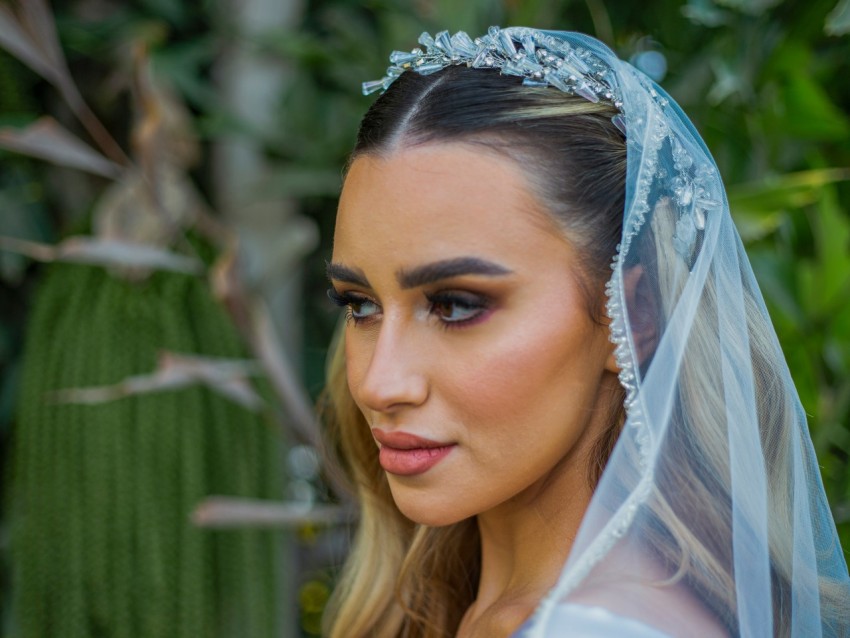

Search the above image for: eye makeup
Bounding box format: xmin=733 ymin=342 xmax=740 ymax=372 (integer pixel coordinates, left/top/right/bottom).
xmin=425 ymin=290 xmax=492 ymax=328
xmin=327 ymin=287 xmax=493 ymax=329
xmin=327 ymin=288 xmax=380 ymax=325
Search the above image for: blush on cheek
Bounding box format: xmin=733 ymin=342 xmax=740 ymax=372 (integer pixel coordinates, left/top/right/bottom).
xmin=478 ymin=311 xmax=592 ymax=383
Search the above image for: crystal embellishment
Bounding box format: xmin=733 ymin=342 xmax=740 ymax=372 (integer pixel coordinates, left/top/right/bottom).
xmin=362 ymin=26 xmax=623 ymax=111
xmin=670 ymin=137 xmax=721 ymax=262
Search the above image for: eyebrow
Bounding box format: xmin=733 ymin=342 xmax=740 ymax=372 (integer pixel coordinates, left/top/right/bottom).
xmin=326 ymin=257 xmax=513 ymax=289
xmin=326 ymin=262 xmax=370 ymax=287
xmin=396 ymin=257 xmax=512 ymax=289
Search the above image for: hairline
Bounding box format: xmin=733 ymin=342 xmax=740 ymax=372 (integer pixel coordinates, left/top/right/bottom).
xmin=343 ymin=134 xmax=612 ymax=324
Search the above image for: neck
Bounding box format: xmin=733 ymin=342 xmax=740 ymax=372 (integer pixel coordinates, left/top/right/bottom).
xmin=459 ymin=372 xmax=622 ymax=637
xmin=457 ymin=445 xmax=594 ymax=637
xmin=479 ymin=456 xmax=591 ymax=602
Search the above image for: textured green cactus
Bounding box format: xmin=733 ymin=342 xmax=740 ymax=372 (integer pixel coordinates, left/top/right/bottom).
xmin=10 ymin=262 xmax=281 ymax=637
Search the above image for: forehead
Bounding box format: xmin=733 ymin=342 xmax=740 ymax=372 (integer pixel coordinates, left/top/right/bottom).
xmin=333 ymin=143 xmax=567 ymax=265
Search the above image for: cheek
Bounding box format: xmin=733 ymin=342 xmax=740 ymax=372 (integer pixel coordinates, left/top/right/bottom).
xmin=444 ymin=307 xmax=607 ymax=443
xmin=414 ymin=314 xmax=607 ymax=522
xmin=343 ymin=330 xmax=371 ymax=407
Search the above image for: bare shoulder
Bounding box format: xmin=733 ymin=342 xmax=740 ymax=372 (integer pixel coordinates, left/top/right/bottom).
xmin=563 ymin=548 xmax=729 ymax=638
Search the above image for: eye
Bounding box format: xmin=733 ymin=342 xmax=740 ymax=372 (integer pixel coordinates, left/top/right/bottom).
xmin=327 ymin=288 xmax=381 ymax=324
xmin=426 ymin=291 xmax=490 ymax=327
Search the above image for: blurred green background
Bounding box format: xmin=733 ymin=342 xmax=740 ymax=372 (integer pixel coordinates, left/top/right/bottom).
xmin=0 ymin=0 xmax=848 ymax=636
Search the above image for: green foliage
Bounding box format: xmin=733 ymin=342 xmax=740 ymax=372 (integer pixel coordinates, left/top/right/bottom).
xmin=10 ymin=262 xmax=281 ymax=638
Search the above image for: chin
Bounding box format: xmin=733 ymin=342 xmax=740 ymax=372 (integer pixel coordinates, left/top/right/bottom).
xmin=390 ymin=486 xmax=472 ymax=527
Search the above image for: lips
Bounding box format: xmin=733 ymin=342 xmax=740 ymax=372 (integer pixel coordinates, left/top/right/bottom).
xmin=372 ymin=429 xmax=455 ymax=476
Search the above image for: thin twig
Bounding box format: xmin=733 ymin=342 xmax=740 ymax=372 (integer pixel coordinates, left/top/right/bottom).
xmin=192 ymin=496 xmax=353 ymax=528
xmin=57 ymin=78 xmax=131 ymax=167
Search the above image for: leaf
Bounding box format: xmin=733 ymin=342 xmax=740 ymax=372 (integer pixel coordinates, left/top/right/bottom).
xmin=16 ymin=0 xmax=65 ymax=71
xmin=713 ymin=0 xmax=782 ymax=15
xmin=708 ymin=58 xmax=746 ymax=104
xmin=0 ymin=2 xmax=128 ymax=165
xmin=0 ymin=117 xmax=123 ymax=178
xmin=138 ymin=0 xmax=190 ymax=28
xmin=0 ymin=168 xmax=52 ymax=284
xmin=50 ymin=351 xmax=265 ymax=410
xmin=826 ymin=0 xmax=850 ymax=35
xmin=728 ymin=168 xmax=850 ymax=216
xmin=0 ymin=3 xmax=61 ymax=84
xmin=804 ymin=187 xmax=850 ymax=314
xmin=781 ymin=74 xmax=850 ymax=140
xmin=681 ymin=0 xmax=732 ymax=27
xmin=0 ymin=235 xmax=204 ymax=274
xmin=259 ymin=165 xmax=342 ymax=199
xmin=191 ymin=496 xmax=350 ymax=528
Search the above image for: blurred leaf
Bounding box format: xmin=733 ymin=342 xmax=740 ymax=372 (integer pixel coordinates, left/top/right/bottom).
xmin=826 ymin=0 xmax=850 ymax=35
xmin=713 ymin=0 xmax=782 ymax=14
xmin=728 ymin=169 xmax=850 ymax=241
xmin=0 ymin=2 xmax=128 ymax=164
xmin=0 ymin=0 xmax=66 ymax=86
xmin=748 ymin=249 xmax=805 ymax=327
xmin=731 ymin=209 xmax=784 ymax=242
xmin=681 ymin=0 xmax=732 ymax=26
xmin=54 ymin=8 xmax=149 ymax=57
xmin=780 ymin=74 xmax=850 ymax=140
xmin=708 ymin=57 xmax=746 ymax=104
xmin=254 ymin=28 xmax=328 ymax=64
xmin=729 ymin=168 xmax=850 ymax=206
xmin=0 ymin=168 xmax=51 ymax=283
xmin=50 ymin=351 xmax=264 ymax=410
xmin=139 ymin=0 xmax=190 ymax=28
xmin=0 ymin=359 xmax=19 ymax=435
xmin=259 ymin=165 xmax=342 ymax=199
xmin=802 ymin=187 xmax=850 ymax=313
xmin=192 ymin=496 xmax=350 ymax=528
xmin=0 ymin=116 xmax=123 ymax=177
xmin=433 ymin=0 xmax=496 ymax=33
xmin=150 ymin=35 xmax=221 ymax=109
xmin=0 ymin=235 xmax=204 ymax=274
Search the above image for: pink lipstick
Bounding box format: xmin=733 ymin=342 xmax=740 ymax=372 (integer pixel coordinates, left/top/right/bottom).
xmin=372 ymin=429 xmax=455 ymax=476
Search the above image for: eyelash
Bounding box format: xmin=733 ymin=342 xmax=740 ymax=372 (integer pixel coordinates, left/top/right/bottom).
xmin=327 ymin=288 xmax=490 ymax=329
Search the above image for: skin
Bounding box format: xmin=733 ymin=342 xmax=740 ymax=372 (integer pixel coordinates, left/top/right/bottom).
xmin=330 ymin=143 xmax=622 ymax=637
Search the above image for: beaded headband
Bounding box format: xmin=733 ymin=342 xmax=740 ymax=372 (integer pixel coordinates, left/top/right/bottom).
xmin=361 ymin=26 xmax=723 ymax=267
xmin=363 ymin=26 xmax=626 ymax=135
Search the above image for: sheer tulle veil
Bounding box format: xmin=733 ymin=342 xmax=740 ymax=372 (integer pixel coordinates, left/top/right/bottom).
xmin=362 ymin=27 xmax=850 ymax=637
xmin=521 ymin=30 xmax=850 ymax=637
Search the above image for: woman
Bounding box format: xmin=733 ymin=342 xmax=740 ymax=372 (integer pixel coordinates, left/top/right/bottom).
xmin=321 ymin=28 xmax=850 ymax=637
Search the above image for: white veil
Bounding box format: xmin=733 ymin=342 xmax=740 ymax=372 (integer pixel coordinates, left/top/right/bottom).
xmin=521 ymin=30 xmax=850 ymax=638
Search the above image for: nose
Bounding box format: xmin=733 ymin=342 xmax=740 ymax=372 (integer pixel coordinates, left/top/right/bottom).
xmin=348 ymin=319 xmax=429 ymax=415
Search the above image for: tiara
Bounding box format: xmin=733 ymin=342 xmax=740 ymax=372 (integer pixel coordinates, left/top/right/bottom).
xmin=363 ymin=27 xmax=625 ymax=132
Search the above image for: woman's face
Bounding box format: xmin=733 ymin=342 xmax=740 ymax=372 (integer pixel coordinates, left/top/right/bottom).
xmin=330 ymin=143 xmax=619 ymax=526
